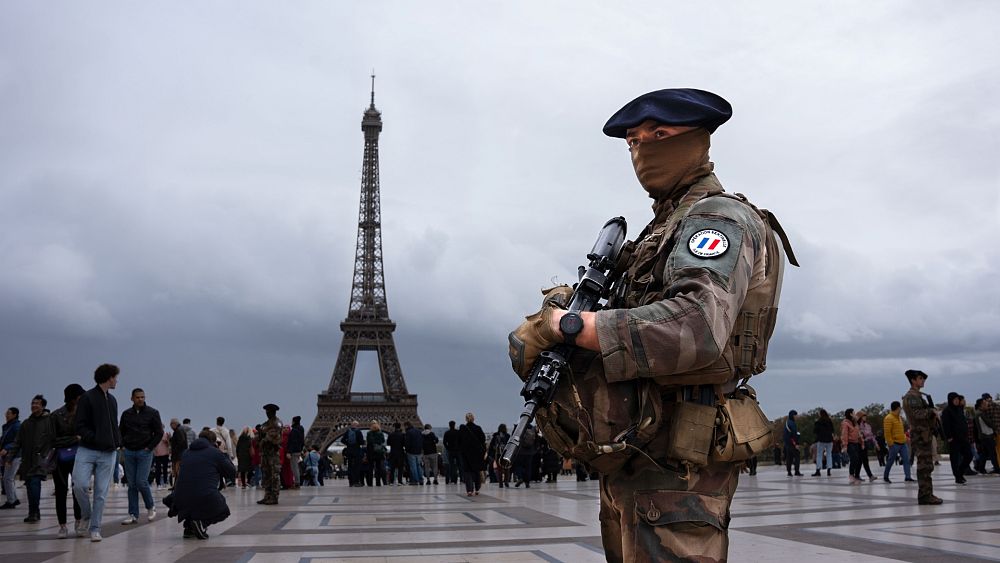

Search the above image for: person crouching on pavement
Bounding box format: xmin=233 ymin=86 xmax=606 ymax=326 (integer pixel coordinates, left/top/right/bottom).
xmin=165 ymin=430 xmax=236 ymax=539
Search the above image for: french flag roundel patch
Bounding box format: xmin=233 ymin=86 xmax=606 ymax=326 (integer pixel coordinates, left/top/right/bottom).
xmin=688 ymin=229 xmax=729 ymax=258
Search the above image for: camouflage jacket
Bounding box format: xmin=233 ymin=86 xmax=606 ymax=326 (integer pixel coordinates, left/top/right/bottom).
xmin=537 ymin=173 xmax=792 ymax=471
xmin=259 ymin=417 xmax=283 ymax=454
xmin=901 ymin=388 xmax=936 ymax=445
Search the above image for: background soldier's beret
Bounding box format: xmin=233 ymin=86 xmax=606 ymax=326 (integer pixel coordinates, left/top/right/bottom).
xmin=603 ymin=88 xmax=733 ymax=138
xmin=904 ymin=369 xmax=928 ymax=381
xmin=263 ymin=403 xmax=279 ymax=412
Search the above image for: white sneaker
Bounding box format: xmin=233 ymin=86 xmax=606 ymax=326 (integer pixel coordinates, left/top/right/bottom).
xmin=121 ymin=515 xmax=137 ymax=525
xmin=76 ymin=519 xmax=90 ymax=537
xmin=57 ymin=525 xmax=68 ymax=539
xmin=147 ymin=508 xmax=156 ymax=522
xmin=90 ymin=531 xmax=102 ymax=542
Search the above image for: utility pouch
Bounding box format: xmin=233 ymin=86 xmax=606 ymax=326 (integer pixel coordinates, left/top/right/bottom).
xmin=711 ymin=386 xmax=772 ymax=463
xmin=664 ymin=401 xmax=718 ymax=467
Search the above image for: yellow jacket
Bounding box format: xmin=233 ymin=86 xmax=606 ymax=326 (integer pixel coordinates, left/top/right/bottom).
xmin=884 ymin=411 xmax=906 ymax=445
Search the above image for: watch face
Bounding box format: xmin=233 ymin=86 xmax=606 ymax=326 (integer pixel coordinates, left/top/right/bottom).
xmin=560 ymin=313 xmax=584 ymax=335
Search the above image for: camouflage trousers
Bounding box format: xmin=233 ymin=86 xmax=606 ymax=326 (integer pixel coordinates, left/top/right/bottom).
xmin=912 ymin=439 xmax=935 ymax=501
xmin=260 ymin=451 xmax=281 ymax=501
xmin=599 ymin=456 xmax=739 ymax=563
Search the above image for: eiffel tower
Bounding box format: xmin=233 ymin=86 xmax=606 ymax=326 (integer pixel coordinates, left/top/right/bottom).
xmin=306 ymin=77 xmax=421 ymax=450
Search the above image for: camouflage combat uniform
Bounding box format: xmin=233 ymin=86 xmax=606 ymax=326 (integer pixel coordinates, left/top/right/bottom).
xmin=258 ymin=416 xmax=283 ymax=503
xmin=535 ymin=174 xmax=793 ymax=562
xmin=901 ymin=388 xmax=937 ymax=502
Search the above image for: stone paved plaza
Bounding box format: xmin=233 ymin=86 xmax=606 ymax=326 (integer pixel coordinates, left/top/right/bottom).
xmin=1 ymin=463 xmax=998 ymax=562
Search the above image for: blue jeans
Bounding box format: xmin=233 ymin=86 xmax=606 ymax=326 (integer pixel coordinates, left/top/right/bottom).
xmin=406 ymin=453 xmax=423 ymax=484
xmin=883 ymin=443 xmax=912 ymax=480
xmin=123 ymin=449 xmax=155 ymax=517
xmin=72 ymin=446 xmax=116 ymax=532
xmin=3 ymin=456 xmax=20 ymax=503
xmin=815 ymin=442 xmax=833 ymax=471
xmin=25 ymin=475 xmax=42 ymax=515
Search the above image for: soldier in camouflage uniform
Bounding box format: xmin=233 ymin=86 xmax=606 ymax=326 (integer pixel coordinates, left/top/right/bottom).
xmin=509 ymin=89 xmax=797 ymax=562
xmin=900 ymin=370 xmax=943 ymax=505
xmin=256 ymin=403 xmax=283 ymax=505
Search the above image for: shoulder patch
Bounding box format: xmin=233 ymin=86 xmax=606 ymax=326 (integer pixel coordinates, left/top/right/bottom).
xmin=669 ymin=216 xmax=744 ymax=288
xmin=688 ymin=229 xmax=729 ymax=258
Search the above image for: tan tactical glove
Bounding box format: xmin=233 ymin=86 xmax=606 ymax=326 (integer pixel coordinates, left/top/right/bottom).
xmin=508 ymin=285 xmax=574 ymax=381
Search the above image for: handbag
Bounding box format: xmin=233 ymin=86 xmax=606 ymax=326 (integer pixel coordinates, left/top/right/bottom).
xmin=57 ymin=446 xmax=78 ymax=464
xmin=39 ymin=449 xmax=58 ymax=473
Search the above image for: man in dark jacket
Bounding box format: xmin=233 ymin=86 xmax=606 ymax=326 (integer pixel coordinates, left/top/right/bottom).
xmin=784 ymin=410 xmax=803 ymax=477
xmin=403 ymin=421 xmax=424 ymax=485
xmin=119 ymin=388 xmax=163 ymax=525
xmin=340 ymin=421 xmax=365 ymax=487
xmin=386 ymin=423 xmax=406 ymax=485
xmin=0 ymin=407 xmax=22 ymax=510
xmin=442 ymin=420 xmax=461 ymax=484
xmin=286 ymin=416 xmax=305 ymax=488
xmin=165 ymin=430 xmax=236 ymax=540
xmin=942 ymin=392 xmax=973 ymax=484
xmin=169 ymin=419 xmax=189 ymax=488
xmin=72 ymin=363 xmax=122 ymax=541
xmin=7 ymin=395 xmax=54 ymax=523
xmin=421 ymin=424 xmax=439 ymax=485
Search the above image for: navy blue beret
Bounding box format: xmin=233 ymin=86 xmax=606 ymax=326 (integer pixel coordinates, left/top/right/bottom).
xmin=603 ymin=88 xmax=732 ymax=138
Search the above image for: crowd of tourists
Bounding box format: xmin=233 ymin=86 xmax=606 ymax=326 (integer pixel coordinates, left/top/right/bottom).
xmin=778 ymin=390 xmax=1000 ymax=487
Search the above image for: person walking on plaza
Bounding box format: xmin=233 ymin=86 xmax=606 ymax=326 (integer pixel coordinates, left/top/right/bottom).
xmin=119 ymin=388 xmax=163 ymax=525
xmin=857 ymin=412 xmax=878 ymax=482
xmin=51 ymin=384 xmax=85 ymax=537
xmin=256 ymin=404 xmax=282 ymax=505
xmin=236 ymin=427 xmax=253 ymax=488
xmin=73 ymin=363 xmax=123 ymax=541
xmin=213 ymin=417 xmax=235 ymax=461
xmin=152 ymin=428 xmax=171 ymax=489
xmin=421 ymin=424 xmax=439 ymax=485
xmin=0 ymin=407 xmax=22 ymax=510
xmin=882 ymin=401 xmax=914 ymax=483
xmin=841 ymin=408 xmax=865 ymax=484
xmin=387 ymin=422 xmax=406 ymax=485
xmin=340 ymin=420 xmax=365 ymax=487
xmin=488 ymin=424 xmax=511 ymax=488
xmin=169 ymin=419 xmax=188 ymax=488
xmin=366 ymin=420 xmax=387 ymax=487
xmin=458 ymin=413 xmax=486 ymax=496
xmin=165 ymin=430 xmax=236 ymax=540
xmin=403 ymin=421 xmax=424 ymax=485
xmin=784 ymin=410 xmax=802 ymax=477
xmin=302 ymin=445 xmax=321 ymax=486
xmin=286 ymin=416 xmax=305 ymax=488
xmin=812 ymin=409 xmax=834 ymax=476
xmin=901 ymin=370 xmax=942 ymax=504
xmin=941 ymin=392 xmax=973 ymax=485
xmin=7 ymin=395 xmax=54 ymax=524
xmin=443 ymin=420 xmax=461 ymax=484
xmin=973 ymin=398 xmax=998 ymax=474
xmin=181 ymin=418 xmax=196 ymax=446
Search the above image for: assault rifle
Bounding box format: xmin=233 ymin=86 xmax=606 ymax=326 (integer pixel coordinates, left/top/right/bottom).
xmin=500 ymin=216 xmax=628 ymax=468
xmin=924 ymin=393 xmax=946 ymax=440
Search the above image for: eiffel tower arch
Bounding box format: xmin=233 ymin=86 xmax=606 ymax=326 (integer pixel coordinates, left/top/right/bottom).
xmin=306 ymin=77 xmax=422 ymax=451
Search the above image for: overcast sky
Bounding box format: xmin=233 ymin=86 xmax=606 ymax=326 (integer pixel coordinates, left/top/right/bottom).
xmin=1 ymin=2 xmax=997 ymax=434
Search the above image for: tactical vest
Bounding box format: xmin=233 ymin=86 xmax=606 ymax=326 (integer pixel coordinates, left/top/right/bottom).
xmin=535 ymin=174 xmax=797 ymax=473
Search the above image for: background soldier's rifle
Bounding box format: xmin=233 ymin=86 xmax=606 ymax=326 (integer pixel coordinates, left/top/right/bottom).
xmin=924 ymin=393 xmax=945 ymax=439
xmin=500 ymin=216 xmax=627 ymax=469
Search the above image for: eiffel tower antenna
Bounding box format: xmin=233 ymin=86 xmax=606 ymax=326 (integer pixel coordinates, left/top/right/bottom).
xmin=306 ymin=78 xmax=421 ymax=449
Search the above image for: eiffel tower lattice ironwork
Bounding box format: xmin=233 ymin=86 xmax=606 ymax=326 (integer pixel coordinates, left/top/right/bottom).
xmin=306 ymin=77 xmax=421 ymax=450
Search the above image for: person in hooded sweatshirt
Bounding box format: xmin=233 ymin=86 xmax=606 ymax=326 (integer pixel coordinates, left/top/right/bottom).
xmin=941 ymin=392 xmax=973 ymax=484
xmin=165 ymin=430 xmax=236 ymax=539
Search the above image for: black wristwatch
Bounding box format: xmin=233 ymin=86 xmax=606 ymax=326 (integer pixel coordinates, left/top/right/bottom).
xmin=559 ymin=312 xmax=584 ymax=346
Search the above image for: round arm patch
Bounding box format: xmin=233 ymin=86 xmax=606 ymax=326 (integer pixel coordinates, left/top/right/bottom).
xmin=688 ymin=229 xmax=729 ymax=258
